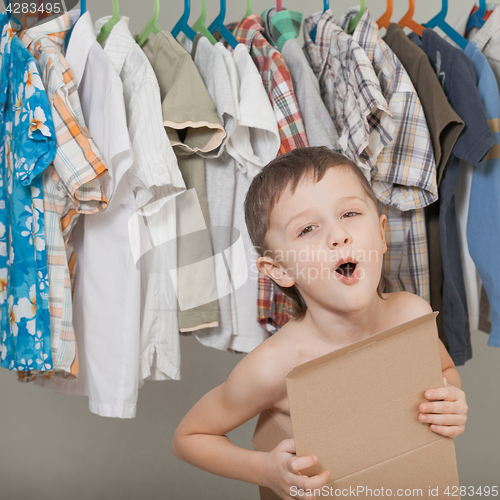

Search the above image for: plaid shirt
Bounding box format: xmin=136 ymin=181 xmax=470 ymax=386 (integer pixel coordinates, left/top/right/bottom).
xmin=338 ymin=8 xmax=437 ymax=301
xmin=234 ymin=14 xmax=308 ymax=331
xmin=303 ymin=10 xmax=395 ymax=178
xmin=17 ymin=17 xmax=108 ymax=381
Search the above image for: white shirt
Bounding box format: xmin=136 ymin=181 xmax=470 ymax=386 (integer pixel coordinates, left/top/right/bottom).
xmin=96 ymin=16 xmax=187 ymax=388
xmin=227 ymin=44 xmax=281 ymax=181
xmin=37 ymin=10 xmax=138 ymax=418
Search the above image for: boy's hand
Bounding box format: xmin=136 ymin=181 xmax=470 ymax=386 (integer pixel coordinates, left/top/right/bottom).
xmin=263 ymin=438 xmax=330 ymax=500
xmin=419 ymin=377 xmax=468 ymax=438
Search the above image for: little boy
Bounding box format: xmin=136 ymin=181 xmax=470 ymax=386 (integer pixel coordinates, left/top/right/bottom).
xmin=172 ymin=147 xmax=468 ymax=499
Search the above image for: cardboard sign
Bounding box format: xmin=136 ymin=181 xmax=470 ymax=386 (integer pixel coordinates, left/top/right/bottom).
xmin=253 ymin=312 xmax=461 ymax=499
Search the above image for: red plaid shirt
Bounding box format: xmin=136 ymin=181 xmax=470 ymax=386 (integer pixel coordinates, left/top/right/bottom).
xmin=234 ymin=15 xmax=308 ymax=331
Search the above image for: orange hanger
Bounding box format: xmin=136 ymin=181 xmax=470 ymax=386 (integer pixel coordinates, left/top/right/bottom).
xmin=398 ymin=0 xmax=424 ymax=36
xmin=376 ymin=0 xmax=393 ymax=29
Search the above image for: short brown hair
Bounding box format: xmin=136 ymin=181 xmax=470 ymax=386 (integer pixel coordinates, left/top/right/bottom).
xmin=244 ymin=147 xmax=387 ymax=320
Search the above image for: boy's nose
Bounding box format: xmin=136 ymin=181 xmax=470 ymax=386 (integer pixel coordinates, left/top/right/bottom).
xmin=328 ymin=228 xmax=352 ymax=249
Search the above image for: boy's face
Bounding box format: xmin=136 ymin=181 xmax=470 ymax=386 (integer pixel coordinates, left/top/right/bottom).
xmin=258 ymin=166 xmax=387 ymax=313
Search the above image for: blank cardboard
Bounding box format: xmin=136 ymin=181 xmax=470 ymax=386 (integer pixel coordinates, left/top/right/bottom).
xmin=253 ymin=312 xmax=460 ymax=499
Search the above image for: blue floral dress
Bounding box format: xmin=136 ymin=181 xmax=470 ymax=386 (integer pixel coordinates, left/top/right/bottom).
xmin=0 ymin=14 xmax=57 ymax=372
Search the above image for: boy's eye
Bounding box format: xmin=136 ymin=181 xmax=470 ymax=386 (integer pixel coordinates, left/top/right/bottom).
xmin=298 ymin=225 xmax=316 ymax=237
xmin=341 ymin=211 xmax=359 ymax=219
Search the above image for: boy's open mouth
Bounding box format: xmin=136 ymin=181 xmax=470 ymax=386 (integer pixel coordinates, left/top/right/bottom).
xmin=335 ymin=262 xmax=357 ymax=278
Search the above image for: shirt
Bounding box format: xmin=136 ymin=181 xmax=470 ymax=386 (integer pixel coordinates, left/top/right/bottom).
xmin=234 ymin=14 xmax=308 ymax=331
xmin=0 ymin=15 xmax=57 ymax=373
xmin=383 ymin=22 xmax=465 ymax=340
xmin=383 ymin=23 xmax=464 ymax=184
xmin=18 ymin=14 xmax=109 ymax=379
xmin=222 ymin=43 xmax=279 ymax=352
xmin=263 ymin=8 xmax=339 ymax=150
xmin=414 ymin=29 xmax=494 ymax=364
xmin=340 ymin=8 xmax=438 ymax=302
xmin=143 ymin=31 xmax=224 ymax=333
xmin=461 ymin=41 xmax=500 ymax=348
xmin=35 ymin=12 xmax=135 ymax=417
xmin=303 ymin=9 xmax=395 ymax=180
xmin=188 ymin=36 xmax=239 ymax=351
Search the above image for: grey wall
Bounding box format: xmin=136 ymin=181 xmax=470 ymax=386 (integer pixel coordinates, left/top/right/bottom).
xmin=1 ymin=1 xmax=500 ymax=499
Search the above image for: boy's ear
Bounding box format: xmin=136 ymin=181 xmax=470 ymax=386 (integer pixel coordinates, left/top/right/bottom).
xmin=256 ymin=255 xmax=296 ymax=288
xmin=379 ymin=214 xmax=388 ymax=254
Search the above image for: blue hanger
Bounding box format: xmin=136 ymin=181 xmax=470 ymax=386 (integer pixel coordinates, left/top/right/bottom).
xmin=466 ymin=0 xmax=486 ymax=32
xmin=64 ymin=0 xmax=87 ymax=50
xmin=424 ymin=0 xmax=468 ymax=50
xmin=309 ymin=0 xmax=329 ymax=43
xmin=208 ymin=0 xmax=239 ymax=49
xmin=171 ymin=0 xmax=197 ymax=40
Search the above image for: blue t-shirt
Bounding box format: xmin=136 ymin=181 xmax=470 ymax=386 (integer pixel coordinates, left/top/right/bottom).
xmin=463 ymin=40 xmax=500 ymax=349
xmin=0 ymin=14 xmax=57 ymax=372
xmin=413 ymin=29 xmax=494 ymax=364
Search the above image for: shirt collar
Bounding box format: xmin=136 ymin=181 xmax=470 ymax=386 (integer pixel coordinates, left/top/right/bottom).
xmin=65 ymin=11 xmax=96 ymax=86
xmin=19 ymin=12 xmax=72 ymax=51
xmin=233 ymin=14 xmax=265 ymax=50
xmin=94 ymin=16 xmax=134 ymax=74
xmin=339 ymin=7 xmax=378 ymax=61
xmin=303 ymin=10 xmax=340 ymax=78
xmin=263 ymin=7 xmax=303 ymax=52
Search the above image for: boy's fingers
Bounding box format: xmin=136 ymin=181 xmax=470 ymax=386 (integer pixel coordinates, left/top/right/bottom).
xmin=423 ymin=386 xmax=462 ymax=402
xmin=419 ymin=412 xmax=467 ymax=426
xmin=302 ymin=470 xmax=330 ymax=490
xmin=289 ymin=455 xmax=317 ymax=473
xmin=428 ymin=424 xmax=463 ymax=438
xmin=420 ymin=400 xmax=467 ymax=415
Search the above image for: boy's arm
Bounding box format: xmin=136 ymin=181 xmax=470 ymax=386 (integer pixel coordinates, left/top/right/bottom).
xmin=172 ymin=343 xmax=329 ymax=496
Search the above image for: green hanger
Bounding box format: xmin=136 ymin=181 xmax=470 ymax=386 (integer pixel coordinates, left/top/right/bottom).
xmin=192 ymin=0 xmax=217 ymax=45
xmin=136 ymin=0 xmax=161 ymax=46
xmin=348 ymin=0 xmax=366 ymax=34
xmin=245 ymin=0 xmax=252 ymax=17
xmin=97 ymin=0 xmax=120 ymax=44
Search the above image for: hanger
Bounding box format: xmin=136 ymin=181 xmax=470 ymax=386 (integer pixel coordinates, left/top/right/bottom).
xmin=245 ymin=0 xmax=252 ymax=17
xmin=172 ymin=0 xmax=197 ymax=40
xmin=96 ymin=0 xmax=120 ymax=44
xmin=347 ymin=0 xmax=366 ymax=34
xmin=63 ymin=0 xmax=87 ymax=49
xmin=276 ymin=0 xmax=282 ymax=12
xmin=136 ymin=0 xmax=161 ymax=46
xmin=424 ymin=0 xmax=468 ymax=50
xmin=398 ymin=0 xmax=424 ymax=36
xmin=309 ymin=0 xmax=329 ymax=43
xmin=376 ymin=0 xmax=393 ymax=29
xmin=192 ymin=0 xmax=217 ymax=44
xmin=208 ymin=0 xmax=239 ymax=49
xmin=466 ymin=0 xmax=486 ymax=31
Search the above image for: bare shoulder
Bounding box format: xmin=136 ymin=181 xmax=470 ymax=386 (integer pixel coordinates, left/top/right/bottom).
xmin=223 ymin=322 xmax=302 ymax=411
xmin=383 ymin=291 xmax=433 ymax=324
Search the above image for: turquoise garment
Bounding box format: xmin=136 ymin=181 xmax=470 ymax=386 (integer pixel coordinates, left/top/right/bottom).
xmin=0 ymin=14 xmax=57 ymax=372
